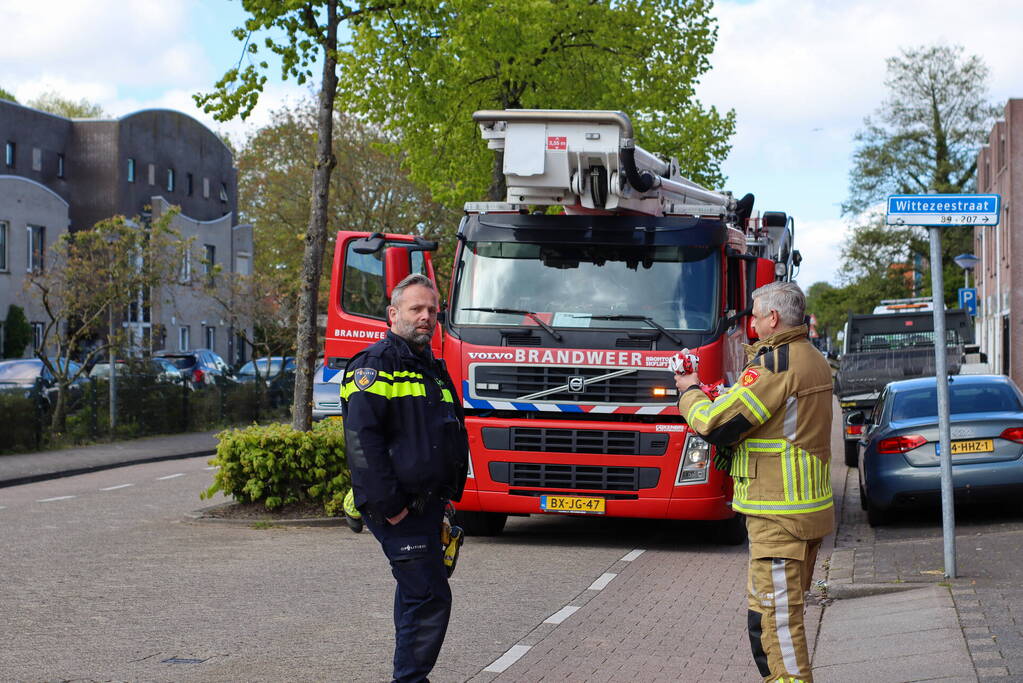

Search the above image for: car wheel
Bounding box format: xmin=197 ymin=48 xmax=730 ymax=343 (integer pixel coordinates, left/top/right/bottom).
xmin=458 ymin=511 xmax=507 ymax=536
xmin=844 ymin=440 xmax=858 ymax=468
xmin=713 ymin=514 xmax=747 ymax=545
xmin=866 ymin=498 xmax=889 ymax=527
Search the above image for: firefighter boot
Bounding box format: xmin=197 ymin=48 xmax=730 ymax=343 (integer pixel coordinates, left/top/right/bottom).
xmin=342 ymin=489 xmax=363 ymax=534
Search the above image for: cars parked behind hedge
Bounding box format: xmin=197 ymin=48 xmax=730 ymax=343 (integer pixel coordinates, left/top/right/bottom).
xmin=313 ymin=361 xmax=342 ymax=421
xmin=0 ymin=358 xmax=89 ymax=413
xmin=853 ymin=374 xmax=1023 ymax=526
xmin=235 ymin=357 xmax=295 ymax=408
xmin=154 ymin=349 xmax=235 ymax=389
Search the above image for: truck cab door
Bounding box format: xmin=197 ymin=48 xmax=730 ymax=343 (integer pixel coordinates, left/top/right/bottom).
xmin=325 ymin=231 xmax=440 ymax=371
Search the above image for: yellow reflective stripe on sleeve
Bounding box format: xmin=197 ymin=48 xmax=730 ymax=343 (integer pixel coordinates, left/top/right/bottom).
xmin=340 ymin=379 xmax=427 ymax=400
xmin=441 ymin=388 xmax=453 ymax=403
xmin=343 ymin=369 xmax=424 ymax=381
xmin=739 ymin=388 xmax=770 ymax=423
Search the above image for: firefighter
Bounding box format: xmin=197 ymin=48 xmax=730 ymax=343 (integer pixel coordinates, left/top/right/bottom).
xmin=674 ymin=281 xmax=833 ymax=683
xmin=340 ymin=273 xmax=469 ymax=683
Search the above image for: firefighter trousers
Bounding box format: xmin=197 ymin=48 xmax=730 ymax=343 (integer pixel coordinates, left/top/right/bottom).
xmin=365 ymin=499 xmax=451 ymax=683
xmin=746 ymin=517 xmax=822 ymax=683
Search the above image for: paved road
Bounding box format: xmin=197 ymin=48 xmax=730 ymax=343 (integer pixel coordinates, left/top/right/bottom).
xmin=0 ymin=458 xmax=753 ymax=681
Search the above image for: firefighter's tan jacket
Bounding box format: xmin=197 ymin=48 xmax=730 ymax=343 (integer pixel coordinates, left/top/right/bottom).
xmin=678 ymin=325 xmax=834 ymax=541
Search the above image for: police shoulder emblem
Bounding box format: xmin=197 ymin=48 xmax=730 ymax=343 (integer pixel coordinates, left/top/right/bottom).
xmin=740 ymin=368 xmax=760 ymax=387
xmin=353 ymin=367 xmax=378 ymax=390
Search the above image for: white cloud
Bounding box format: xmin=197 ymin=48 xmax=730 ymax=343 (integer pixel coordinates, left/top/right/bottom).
xmin=699 ymin=0 xmax=1023 ymax=285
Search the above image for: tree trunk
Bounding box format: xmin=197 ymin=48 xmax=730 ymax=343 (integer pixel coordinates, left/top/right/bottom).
xmin=487 ymin=149 xmax=506 ymax=201
xmin=291 ymin=0 xmax=339 ymax=431
xmin=50 ymin=383 xmax=67 ymax=435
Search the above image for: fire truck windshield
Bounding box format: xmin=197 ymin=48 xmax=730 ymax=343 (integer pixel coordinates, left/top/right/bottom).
xmin=452 ymin=241 xmax=719 ymax=331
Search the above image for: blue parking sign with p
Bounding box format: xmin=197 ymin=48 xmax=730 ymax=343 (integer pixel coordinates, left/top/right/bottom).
xmin=958 ymin=287 xmax=977 ymax=316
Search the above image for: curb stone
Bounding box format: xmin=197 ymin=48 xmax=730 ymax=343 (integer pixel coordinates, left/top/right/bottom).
xmin=184 ymin=502 xmax=345 ymax=527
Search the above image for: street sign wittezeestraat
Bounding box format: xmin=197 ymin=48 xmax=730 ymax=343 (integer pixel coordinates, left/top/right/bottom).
xmin=885 ymin=193 xmax=1001 ymax=227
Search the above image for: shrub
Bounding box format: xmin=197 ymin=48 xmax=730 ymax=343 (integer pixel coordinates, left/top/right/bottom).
xmin=3 ymin=304 xmax=32 ymax=358
xmin=202 ymin=419 xmax=348 ymax=514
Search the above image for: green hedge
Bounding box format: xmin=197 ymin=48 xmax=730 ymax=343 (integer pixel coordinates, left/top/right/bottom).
xmin=202 ymin=419 xmax=349 ymax=514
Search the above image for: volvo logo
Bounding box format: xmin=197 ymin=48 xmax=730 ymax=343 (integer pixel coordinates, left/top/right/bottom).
xmin=567 ymin=376 xmax=586 ymax=392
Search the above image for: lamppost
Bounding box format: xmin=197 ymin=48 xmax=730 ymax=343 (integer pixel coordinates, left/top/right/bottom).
xmin=954 ymin=253 xmax=979 ymax=289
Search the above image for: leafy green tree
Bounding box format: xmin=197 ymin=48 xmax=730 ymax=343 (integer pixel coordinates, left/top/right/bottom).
xmin=340 ymin=0 xmax=735 ymax=206
xmin=195 ymin=0 xmax=397 ymax=431
xmin=3 ymin=304 xmax=32 ymax=358
xmin=0 ymin=86 xmax=17 ymax=103
xmin=26 ymin=91 xmax=105 ymax=118
xmin=236 ymin=101 xmax=459 ymax=326
xmin=25 ymin=212 xmax=188 ymax=434
xmin=844 ymin=44 xmax=1000 ymax=302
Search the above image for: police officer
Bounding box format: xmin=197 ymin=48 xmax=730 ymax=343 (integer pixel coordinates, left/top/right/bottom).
xmin=340 ymin=273 xmax=469 ymax=683
xmin=674 ymin=281 xmax=834 ymax=683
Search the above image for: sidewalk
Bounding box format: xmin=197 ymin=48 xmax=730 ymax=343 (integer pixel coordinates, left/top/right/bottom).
xmin=0 ymin=430 xmax=219 ymax=488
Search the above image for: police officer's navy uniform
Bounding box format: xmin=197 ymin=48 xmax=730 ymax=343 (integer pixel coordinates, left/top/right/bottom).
xmin=678 ymin=325 xmax=834 ymax=683
xmin=341 ymin=330 xmax=469 ymax=683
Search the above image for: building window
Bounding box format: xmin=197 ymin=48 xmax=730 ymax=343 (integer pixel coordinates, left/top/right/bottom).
xmin=219 ymin=182 xmax=229 ymax=203
xmin=0 ymin=221 xmax=7 ymax=271
xmin=167 ymin=168 xmax=175 ymax=192
xmin=203 ymin=244 xmax=216 ymax=285
xmin=57 ymin=153 xmax=65 ymax=178
xmin=127 ymin=158 xmax=135 ymax=182
xmin=187 ymin=173 xmax=194 ymax=196
xmin=205 ymin=326 xmax=216 ymax=352
xmin=32 ymin=322 xmax=45 ymax=351
xmin=179 ymin=326 xmax=190 ymax=351
xmin=31 ymin=148 xmax=42 ymax=172
xmin=4 ymin=141 xmax=14 ymax=168
xmin=27 ymin=225 xmax=45 ymax=273
xmin=235 ymin=252 xmax=250 ymax=276
xmin=148 ymin=164 xmax=156 ymax=186
xmin=179 ymin=249 xmax=191 ymax=283
xmin=203 ymin=177 xmax=210 ymax=199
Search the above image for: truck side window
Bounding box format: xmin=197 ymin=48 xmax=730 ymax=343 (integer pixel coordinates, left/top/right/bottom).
xmin=342 ymin=242 xmax=387 ymax=320
xmin=411 ymin=250 xmax=425 ymax=276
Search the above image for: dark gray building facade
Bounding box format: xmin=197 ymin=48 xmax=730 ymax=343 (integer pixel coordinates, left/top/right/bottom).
xmin=0 ymin=100 xmax=253 ymax=361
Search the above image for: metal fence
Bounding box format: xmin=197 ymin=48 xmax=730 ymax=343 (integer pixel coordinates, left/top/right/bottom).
xmin=0 ymin=377 xmax=291 ymax=454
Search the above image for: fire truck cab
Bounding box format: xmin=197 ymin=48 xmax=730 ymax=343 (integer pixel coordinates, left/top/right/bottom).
xmin=325 ymin=110 xmax=797 ymax=541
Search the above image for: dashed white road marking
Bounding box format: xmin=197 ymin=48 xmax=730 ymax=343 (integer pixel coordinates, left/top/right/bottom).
xmin=157 ymin=473 xmax=185 ymax=480
xmin=484 ymin=644 xmax=531 ymax=673
xmin=0 ymin=505 xmax=6 ymax=510
xmin=100 ymin=484 xmax=134 ymax=491
xmin=620 ymin=549 xmax=646 ymax=562
xmin=544 ymin=605 xmax=579 ymax=625
xmin=204 ymin=466 xmax=218 ymax=471
xmin=588 ymin=572 xmax=617 ymax=590
xmin=37 ymin=496 xmax=75 ymax=503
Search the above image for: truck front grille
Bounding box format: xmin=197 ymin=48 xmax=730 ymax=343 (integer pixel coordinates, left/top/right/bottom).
xmin=488 ymin=462 xmax=660 ymax=490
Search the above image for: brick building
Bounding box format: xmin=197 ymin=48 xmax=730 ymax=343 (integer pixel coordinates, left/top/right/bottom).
xmin=974 ymin=98 xmax=1022 ymax=382
xmin=0 ymin=99 xmax=252 ymax=362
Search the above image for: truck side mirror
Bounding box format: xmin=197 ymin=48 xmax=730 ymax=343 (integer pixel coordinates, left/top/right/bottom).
xmin=384 ymin=247 xmax=411 ymax=299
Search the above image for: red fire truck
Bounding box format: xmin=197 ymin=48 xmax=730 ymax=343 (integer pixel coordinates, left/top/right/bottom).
xmin=324 ymin=110 xmax=799 ymax=541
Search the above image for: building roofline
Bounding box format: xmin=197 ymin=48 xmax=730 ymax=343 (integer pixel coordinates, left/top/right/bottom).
xmin=0 ymin=174 xmax=70 ymax=207
xmin=150 ymin=195 xmax=235 ymax=225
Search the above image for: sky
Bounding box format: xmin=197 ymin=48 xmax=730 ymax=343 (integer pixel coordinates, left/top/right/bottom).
xmin=2 ymin=0 xmax=1021 ymax=288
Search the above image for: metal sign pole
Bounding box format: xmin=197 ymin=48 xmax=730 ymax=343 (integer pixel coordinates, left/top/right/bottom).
xmin=928 ymin=227 xmax=956 ymax=578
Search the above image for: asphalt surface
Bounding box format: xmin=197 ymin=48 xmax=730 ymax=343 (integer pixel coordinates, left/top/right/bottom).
xmin=2 ymin=411 xmax=1021 ymax=681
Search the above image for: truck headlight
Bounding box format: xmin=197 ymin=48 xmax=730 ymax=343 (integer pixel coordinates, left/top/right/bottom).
xmin=676 ymin=434 xmax=710 ymax=485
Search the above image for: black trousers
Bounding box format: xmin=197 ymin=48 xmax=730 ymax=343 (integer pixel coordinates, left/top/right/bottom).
xmin=365 ymin=499 xmax=451 ymax=683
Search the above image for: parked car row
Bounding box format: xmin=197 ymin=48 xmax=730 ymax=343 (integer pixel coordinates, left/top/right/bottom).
xmin=848 ymin=374 xmax=1023 ymax=526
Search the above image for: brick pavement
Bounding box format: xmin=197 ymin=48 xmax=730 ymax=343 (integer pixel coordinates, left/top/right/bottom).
xmin=468 ymin=540 xmax=822 ymax=682
xmin=831 ymin=465 xmax=1023 ymax=682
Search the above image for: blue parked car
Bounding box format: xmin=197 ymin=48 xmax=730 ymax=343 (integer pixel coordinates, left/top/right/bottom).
xmin=850 ymin=375 xmax=1023 ymax=526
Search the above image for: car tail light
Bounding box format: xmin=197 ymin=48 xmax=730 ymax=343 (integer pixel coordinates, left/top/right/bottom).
xmin=877 ymin=434 xmax=927 ymax=454
xmin=192 ymin=368 xmax=205 ymax=384
xmin=999 ymin=427 xmax=1023 ymax=444
xmin=845 ymin=424 xmax=863 ymax=436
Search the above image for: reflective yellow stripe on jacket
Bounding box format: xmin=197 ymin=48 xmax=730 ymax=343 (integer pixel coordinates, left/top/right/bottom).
xmin=730 ymin=439 xmax=833 ymax=515
xmin=685 ymin=385 xmax=771 ymax=428
xmin=340 ymin=370 xmax=456 ymax=403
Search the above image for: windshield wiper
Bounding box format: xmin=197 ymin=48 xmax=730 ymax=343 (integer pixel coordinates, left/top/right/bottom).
xmin=583 ymin=314 xmax=684 ymax=346
xmin=461 ymin=307 xmax=563 ymax=341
